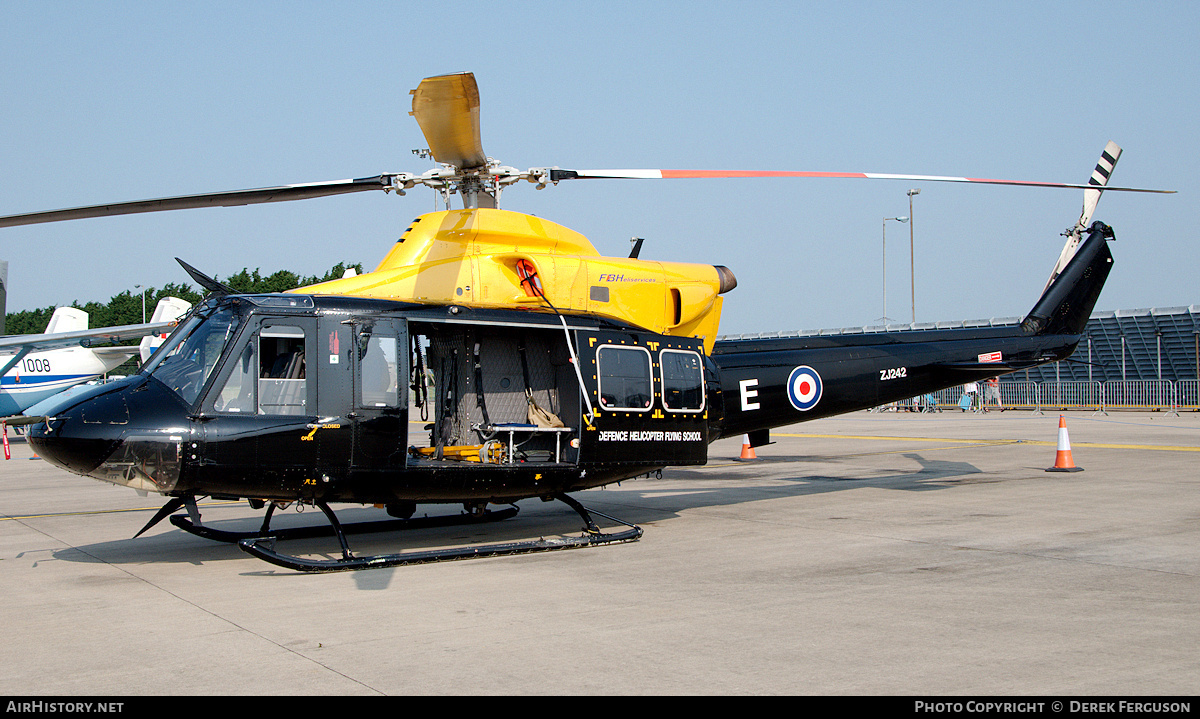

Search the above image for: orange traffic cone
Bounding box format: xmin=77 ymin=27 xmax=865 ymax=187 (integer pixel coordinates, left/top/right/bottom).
xmin=737 ymin=434 xmax=758 ymax=461
xmin=1046 ymin=415 xmax=1083 ymax=472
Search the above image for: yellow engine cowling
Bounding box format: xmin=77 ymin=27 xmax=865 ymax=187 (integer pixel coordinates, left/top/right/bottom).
xmin=294 ymin=208 xmax=734 ymax=353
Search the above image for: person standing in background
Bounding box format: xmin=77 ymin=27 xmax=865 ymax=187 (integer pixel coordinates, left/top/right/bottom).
xmin=985 ymin=376 xmax=1003 ymax=412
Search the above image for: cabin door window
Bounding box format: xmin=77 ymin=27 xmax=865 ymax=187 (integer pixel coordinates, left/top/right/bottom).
xmin=596 ymin=345 xmax=653 ymax=412
xmin=358 ymin=334 xmax=400 ymax=409
xmin=660 ymin=349 xmax=705 ymax=412
xmin=349 ymin=320 xmax=407 ymax=468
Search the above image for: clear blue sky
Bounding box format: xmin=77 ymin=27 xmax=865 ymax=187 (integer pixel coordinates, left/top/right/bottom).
xmin=1 ymin=1 xmax=1195 ymax=335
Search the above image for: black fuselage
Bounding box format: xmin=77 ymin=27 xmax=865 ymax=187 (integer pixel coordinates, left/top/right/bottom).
xmin=27 ymin=225 xmax=1115 ymax=511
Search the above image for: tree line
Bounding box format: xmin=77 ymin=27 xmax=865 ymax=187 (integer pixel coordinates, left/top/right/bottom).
xmin=5 ymin=262 xmax=363 ymax=335
xmin=4 ymin=262 xmax=363 ymax=374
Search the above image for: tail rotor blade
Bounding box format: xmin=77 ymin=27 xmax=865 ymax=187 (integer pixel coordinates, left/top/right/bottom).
xmin=1044 ymin=142 xmax=1124 ymax=293
xmin=1077 ymin=141 xmax=1122 ymax=233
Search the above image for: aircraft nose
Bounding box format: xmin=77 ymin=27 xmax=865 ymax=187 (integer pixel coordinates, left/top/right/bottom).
xmin=27 ymin=377 xmax=189 ymax=493
xmin=27 ymin=385 xmax=128 ymax=475
xmin=28 ymin=417 xmax=122 ymax=475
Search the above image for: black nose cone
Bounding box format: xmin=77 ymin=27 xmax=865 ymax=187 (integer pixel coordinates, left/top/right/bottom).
xmin=28 ymin=382 xmax=130 ymax=475
xmin=27 ymin=376 xmax=191 ymax=493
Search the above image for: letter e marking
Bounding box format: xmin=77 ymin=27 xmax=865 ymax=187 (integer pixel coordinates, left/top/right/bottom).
xmin=739 ymin=379 xmax=760 ymax=411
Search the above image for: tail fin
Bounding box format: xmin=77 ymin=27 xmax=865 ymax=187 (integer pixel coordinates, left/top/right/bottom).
xmin=44 ymin=306 xmax=88 ymax=334
xmin=1021 ymin=222 xmax=1114 ymax=336
xmin=138 ymin=297 xmax=192 ymax=363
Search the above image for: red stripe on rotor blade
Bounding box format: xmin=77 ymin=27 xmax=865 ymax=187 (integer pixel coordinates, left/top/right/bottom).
xmin=658 ymin=170 xmax=870 ymax=179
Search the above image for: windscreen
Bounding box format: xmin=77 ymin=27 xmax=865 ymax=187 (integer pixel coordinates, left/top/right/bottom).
xmin=144 ymin=307 xmax=243 ymax=406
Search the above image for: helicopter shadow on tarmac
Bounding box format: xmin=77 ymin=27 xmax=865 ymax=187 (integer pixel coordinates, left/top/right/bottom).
xmin=656 ymin=451 xmax=985 ymax=492
xmin=42 ymin=450 xmax=984 ymax=588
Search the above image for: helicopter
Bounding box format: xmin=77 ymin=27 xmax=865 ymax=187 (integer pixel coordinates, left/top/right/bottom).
xmin=0 ymin=73 xmax=1173 ymax=572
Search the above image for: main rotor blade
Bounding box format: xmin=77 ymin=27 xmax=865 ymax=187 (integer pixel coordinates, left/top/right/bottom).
xmin=0 ymin=175 xmax=396 ymax=228
xmin=409 ymin=72 xmax=488 ymax=170
xmin=548 ymin=168 xmax=1174 ymax=193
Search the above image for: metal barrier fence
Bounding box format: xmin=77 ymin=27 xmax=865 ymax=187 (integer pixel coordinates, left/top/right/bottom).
xmin=932 ymin=381 xmax=1039 ymax=413
xmin=1042 ymin=381 xmax=1105 ymax=412
xmin=1103 ymin=380 xmax=1176 ymax=413
xmin=1179 ymin=380 xmax=1199 ymax=411
xmin=893 ymin=380 xmax=1197 ymax=413
xmin=1000 ymin=381 xmax=1043 ymax=411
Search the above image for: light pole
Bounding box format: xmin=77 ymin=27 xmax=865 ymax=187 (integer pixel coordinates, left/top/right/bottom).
xmin=1156 ymin=331 xmax=1163 ymax=381
xmin=907 ymin=188 xmax=921 ymax=323
xmin=880 ymin=216 xmax=908 ymax=323
xmin=134 ymin=284 xmax=146 ymax=323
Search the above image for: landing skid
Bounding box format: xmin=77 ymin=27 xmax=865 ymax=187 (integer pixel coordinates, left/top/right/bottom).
xmin=169 ymin=504 xmax=520 ymax=544
xmin=238 ymin=493 xmax=643 ymax=573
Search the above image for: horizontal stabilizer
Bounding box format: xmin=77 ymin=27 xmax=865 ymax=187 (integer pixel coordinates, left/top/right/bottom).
xmin=91 ymin=346 xmax=142 ymax=361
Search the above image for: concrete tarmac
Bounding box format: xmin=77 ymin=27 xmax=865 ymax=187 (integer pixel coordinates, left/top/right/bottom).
xmin=1 ymin=410 xmax=1197 ymax=696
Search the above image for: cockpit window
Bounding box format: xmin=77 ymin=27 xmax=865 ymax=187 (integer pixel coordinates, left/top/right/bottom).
xmin=144 ymin=307 xmax=242 ymax=406
xmin=257 ymin=325 xmax=307 ymax=415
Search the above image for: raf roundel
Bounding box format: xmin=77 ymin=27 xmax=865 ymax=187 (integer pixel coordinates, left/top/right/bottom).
xmin=787 ymin=365 xmax=823 ymax=411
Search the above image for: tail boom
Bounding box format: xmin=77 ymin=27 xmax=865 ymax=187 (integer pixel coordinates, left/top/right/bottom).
xmin=708 ymin=224 xmax=1115 ymax=441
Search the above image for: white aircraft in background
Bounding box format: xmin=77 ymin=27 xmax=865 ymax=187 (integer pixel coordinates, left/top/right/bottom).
xmin=1 ymin=296 xmax=191 ymax=419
